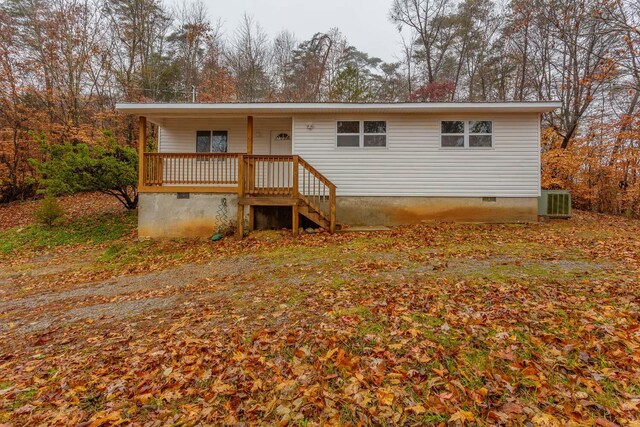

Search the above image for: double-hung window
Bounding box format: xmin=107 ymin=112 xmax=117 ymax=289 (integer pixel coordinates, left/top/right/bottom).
xmin=440 ymin=121 xmax=465 ymax=148
xmin=440 ymin=121 xmax=492 ymax=148
xmin=337 ymin=121 xmax=387 ymax=148
xmin=336 ymin=121 xmax=360 ymax=147
xmin=363 ymin=121 xmax=387 ymax=147
xmin=196 ymin=130 xmax=228 ymax=153
xmin=468 ymin=121 xmax=492 ymax=147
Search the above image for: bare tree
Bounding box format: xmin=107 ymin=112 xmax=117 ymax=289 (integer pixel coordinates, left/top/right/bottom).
xmin=226 ymin=14 xmax=271 ymax=102
xmin=0 ymin=9 xmax=40 ymax=201
xmin=103 ymin=0 xmax=171 ymax=101
xmin=271 ymin=30 xmax=297 ymax=100
xmin=598 ymin=0 xmax=640 ymax=175
xmin=390 ymin=0 xmax=457 ymax=84
xmin=3 ymin=0 xmax=107 ymax=136
xmin=168 ymin=0 xmax=212 ymax=101
xmin=503 ymin=0 xmax=535 ymax=101
xmin=398 ymin=31 xmax=417 ymax=97
xmin=534 ymin=0 xmax=619 ymax=148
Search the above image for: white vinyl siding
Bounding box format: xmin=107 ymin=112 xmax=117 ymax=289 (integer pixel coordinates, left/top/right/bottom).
xmin=156 ymin=113 xmax=541 ymax=198
xmin=158 ymin=117 xmax=292 ymax=154
xmin=292 ymin=113 xmax=540 ymax=197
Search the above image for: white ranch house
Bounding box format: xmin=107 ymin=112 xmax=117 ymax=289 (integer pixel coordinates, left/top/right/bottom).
xmin=115 ymin=102 xmax=560 ymax=238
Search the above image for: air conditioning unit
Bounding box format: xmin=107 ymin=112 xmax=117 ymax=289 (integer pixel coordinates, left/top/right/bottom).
xmin=538 ymin=190 xmax=571 ymax=218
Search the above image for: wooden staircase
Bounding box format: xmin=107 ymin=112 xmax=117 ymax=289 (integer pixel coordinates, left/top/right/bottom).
xmin=236 ymin=155 xmax=337 ymax=237
xmin=298 ymin=203 xmax=331 ymax=230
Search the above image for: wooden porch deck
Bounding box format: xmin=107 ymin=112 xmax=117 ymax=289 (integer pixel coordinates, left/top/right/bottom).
xmin=139 ymin=152 xmax=337 ymax=237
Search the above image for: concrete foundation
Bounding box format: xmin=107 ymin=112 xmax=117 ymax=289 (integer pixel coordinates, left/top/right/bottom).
xmin=336 ymin=196 xmax=538 ymax=226
xmin=139 ymin=193 xmax=538 ymax=238
xmin=138 ymin=192 xmax=242 ymax=238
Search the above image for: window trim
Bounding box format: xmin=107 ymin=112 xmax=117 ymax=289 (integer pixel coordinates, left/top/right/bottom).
xmin=336 ymin=120 xmax=388 ymax=149
xmin=195 ymin=130 xmax=228 ymax=153
xmin=439 ymin=120 xmax=493 ymax=149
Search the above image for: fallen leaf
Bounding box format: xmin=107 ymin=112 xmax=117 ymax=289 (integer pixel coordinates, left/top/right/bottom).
xmin=407 ymin=404 xmax=426 ymax=415
xmin=376 ymin=388 xmax=394 ymax=406
xmin=450 ymin=409 xmax=475 ymax=423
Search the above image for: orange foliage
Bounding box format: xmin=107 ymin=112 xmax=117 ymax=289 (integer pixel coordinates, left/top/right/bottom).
xmin=0 ymin=108 xmax=135 ymax=202
xmin=542 ymin=115 xmax=640 ymax=216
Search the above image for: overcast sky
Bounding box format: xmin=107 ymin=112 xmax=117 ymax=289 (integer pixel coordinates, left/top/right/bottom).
xmin=170 ymin=0 xmax=404 ymax=63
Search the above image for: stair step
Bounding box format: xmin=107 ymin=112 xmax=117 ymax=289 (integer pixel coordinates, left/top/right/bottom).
xmin=298 ymin=204 xmax=330 ymax=229
xmin=239 ymin=196 xmax=297 ymax=206
xmin=298 ymin=201 xmax=329 ymax=221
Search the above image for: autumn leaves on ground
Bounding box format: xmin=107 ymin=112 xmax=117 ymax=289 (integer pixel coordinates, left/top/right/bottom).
xmin=0 ymin=194 xmax=639 ymax=426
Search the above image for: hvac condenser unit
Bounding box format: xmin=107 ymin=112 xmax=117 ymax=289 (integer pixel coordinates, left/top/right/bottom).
xmin=538 ymin=190 xmax=571 ymax=218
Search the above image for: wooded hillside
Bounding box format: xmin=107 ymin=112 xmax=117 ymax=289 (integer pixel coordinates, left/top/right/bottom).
xmin=0 ymin=0 xmax=638 ymax=215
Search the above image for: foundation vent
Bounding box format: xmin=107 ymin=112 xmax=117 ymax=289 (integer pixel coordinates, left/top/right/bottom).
xmin=177 ymin=193 xmax=190 ymax=199
xmin=482 ymin=197 xmax=497 ymax=202
xmin=539 ymin=190 xmax=571 ymax=218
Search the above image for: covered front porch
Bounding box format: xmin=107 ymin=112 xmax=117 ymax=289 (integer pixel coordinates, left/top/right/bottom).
xmin=136 ymin=115 xmax=336 ymax=237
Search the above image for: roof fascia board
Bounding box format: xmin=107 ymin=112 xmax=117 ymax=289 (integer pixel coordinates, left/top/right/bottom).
xmin=116 ymin=102 xmax=561 ymax=115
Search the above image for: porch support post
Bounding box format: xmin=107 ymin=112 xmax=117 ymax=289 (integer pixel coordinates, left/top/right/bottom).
xmin=236 ymin=154 xmax=245 ymax=239
xmin=246 ymin=116 xmax=253 ymax=154
xmin=292 ymin=155 xmax=300 ymax=236
xmin=292 ymin=204 xmax=299 ymax=236
xmin=248 ymin=206 xmax=255 ymax=232
xmin=237 ymin=203 xmax=245 ymax=239
xmin=138 ymin=116 xmax=147 ymax=190
xmin=292 ymin=155 xmax=299 ymax=198
xmin=329 ymin=184 xmax=336 ymax=234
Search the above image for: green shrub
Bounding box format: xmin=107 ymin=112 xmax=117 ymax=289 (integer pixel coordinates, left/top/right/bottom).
xmin=34 ymin=195 xmax=65 ymax=227
xmin=32 ymin=131 xmax=139 ymax=209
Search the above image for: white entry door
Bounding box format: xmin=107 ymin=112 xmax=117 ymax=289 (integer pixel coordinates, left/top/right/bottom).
xmin=270 ymin=130 xmax=292 ymax=155
xmin=269 ymin=131 xmax=293 ymax=190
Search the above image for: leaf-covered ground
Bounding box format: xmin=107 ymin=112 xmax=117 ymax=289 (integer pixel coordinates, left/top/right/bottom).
xmin=1 ymin=197 xmax=639 ymax=426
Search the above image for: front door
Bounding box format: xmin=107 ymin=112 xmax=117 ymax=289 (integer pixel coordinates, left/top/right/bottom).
xmin=270 ymin=130 xmax=292 ymax=155
xmin=269 ymin=131 xmax=292 ymax=190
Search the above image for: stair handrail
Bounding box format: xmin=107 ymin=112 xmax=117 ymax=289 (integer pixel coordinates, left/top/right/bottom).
xmin=296 ymin=155 xmax=337 ymax=233
xmin=241 ymin=154 xmax=337 ymax=233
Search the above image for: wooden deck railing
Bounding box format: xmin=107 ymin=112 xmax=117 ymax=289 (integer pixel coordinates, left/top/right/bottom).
xmin=142 ymin=152 xmax=336 ymax=232
xmin=242 ymin=155 xmax=294 ymax=196
xmin=143 ymin=153 xmax=239 ymax=186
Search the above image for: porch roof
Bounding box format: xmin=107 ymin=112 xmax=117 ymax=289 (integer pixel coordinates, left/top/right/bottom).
xmin=115 ymin=101 xmax=561 ymax=116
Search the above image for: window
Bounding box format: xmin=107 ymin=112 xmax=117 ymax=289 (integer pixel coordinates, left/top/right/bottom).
xmin=337 ymin=121 xmax=360 ymax=147
xmin=469 ymin=121 xmax=492 ymax=147
xmin=441 ymin=121 xmax=465 ymax=147
xmin=337 ymin=120 xmax=387 ymax=148
xmin=196 ymin=130 xmax=228 ymax=153
xmin=364 ymin=121 xmax=387 ymax=147
xmin=274 ymin=132 xmax=291 ymax=141
xmin=196 ymin=131 xmax=211 ymax=153
xmin=440 ymin=121 xmax=492 ymax=148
